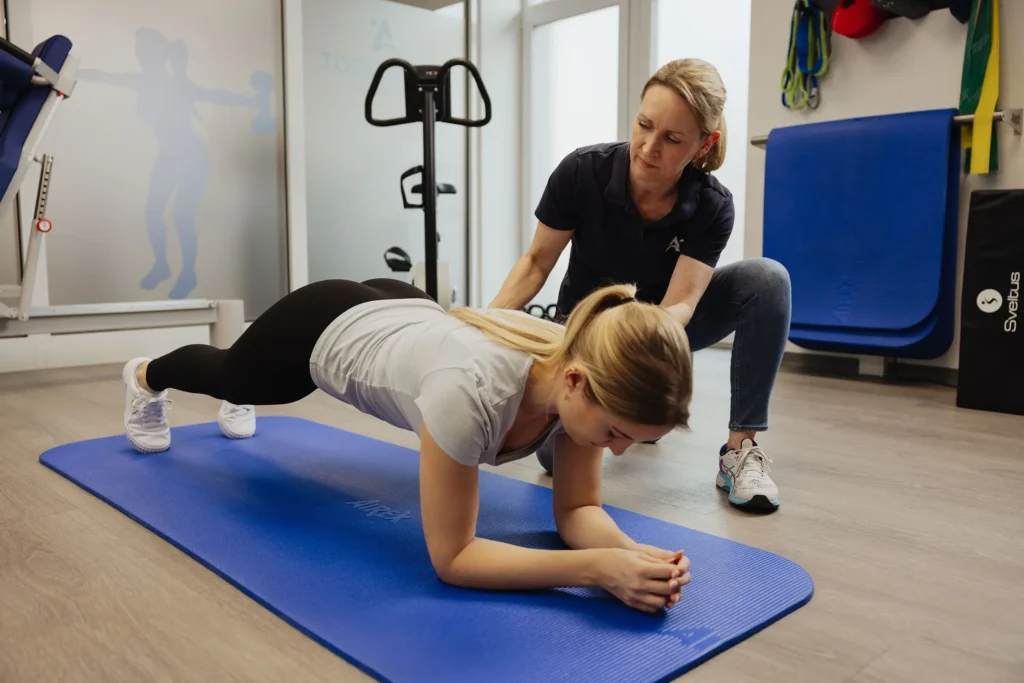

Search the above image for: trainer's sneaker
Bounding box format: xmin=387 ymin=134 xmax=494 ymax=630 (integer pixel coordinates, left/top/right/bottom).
xmin=123 ymin=357 xmax=171 ymax=453
xmin=717 ymin=438 xmax=779 ymax=512
xmin=218 ymin=401 xmax=255 ymax=439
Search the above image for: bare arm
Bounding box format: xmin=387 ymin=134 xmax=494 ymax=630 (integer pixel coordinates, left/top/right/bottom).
xmin=549 ymin=432 xmax=690 ymax=610
xmin=488 ymin=222 xmax=572 ymax=310
xmin=660 ymin=254 xmax=715 ymax=328
xmin=419 ymin=420 xmax=606 ymax=590
xmin=551 ymin=432 xmax=638 ymax=551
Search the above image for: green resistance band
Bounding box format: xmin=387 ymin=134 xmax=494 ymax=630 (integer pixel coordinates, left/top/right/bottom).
xmin=781 ymin=0 xmax=830 ymax=110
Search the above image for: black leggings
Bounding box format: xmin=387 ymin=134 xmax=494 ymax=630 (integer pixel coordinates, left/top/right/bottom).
xmin=145 ymin=278 xmax=432 ymax=405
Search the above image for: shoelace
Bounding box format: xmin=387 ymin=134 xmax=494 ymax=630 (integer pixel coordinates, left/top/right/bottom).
xmin=732 ymin=445 xmax=774 ymax=483
xmin=221 ymin=403 xmax=253 ymax=419
xmin=131 ymin=395 xmax=171 ymax=429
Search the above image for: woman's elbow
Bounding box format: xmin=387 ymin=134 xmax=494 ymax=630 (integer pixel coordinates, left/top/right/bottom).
xmin=430 ymin=556 xmax=458 ymax=585
xmin=427 ymin=542 xmax=470 ymax=586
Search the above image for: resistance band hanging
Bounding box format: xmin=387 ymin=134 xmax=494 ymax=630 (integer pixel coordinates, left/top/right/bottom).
xmin=781 ymin=0 xmax=830 ymax=110
xmin=959 ymin=0 xmax=1000 ymax=174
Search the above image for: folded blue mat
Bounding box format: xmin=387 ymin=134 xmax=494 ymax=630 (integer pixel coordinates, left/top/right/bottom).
xmin=40 ymin=417 xmax=813 ymax=683
xmin=763 ymin=109 xmax=960 ymax=358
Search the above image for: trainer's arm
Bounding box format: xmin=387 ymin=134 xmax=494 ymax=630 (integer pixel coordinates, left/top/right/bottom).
xmin=419 ymin=420 xmax=606 ymax=590
xmin=662 ymin=201 xmax=734 ymax=327
xmin=488 ymin=222 xmax=572 ymax=310
xmin=660 ymin=255 xmax=714 ymax=328
xmin=550 ymin=433 xmax=640 ymax=550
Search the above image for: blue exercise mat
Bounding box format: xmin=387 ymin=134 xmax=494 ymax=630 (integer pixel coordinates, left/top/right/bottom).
xmin=763 ymin=109 xmax=960 ymax=357
xmin=40 ymin=417 xmax=813 ymax=683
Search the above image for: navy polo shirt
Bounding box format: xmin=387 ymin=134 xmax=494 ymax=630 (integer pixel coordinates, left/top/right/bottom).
xmin=535 ymin=141 xmax=734 ymax=316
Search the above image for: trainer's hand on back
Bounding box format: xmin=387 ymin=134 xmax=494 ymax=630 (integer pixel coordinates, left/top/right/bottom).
xmin=598 ymin=548 xmax=689 ymax=614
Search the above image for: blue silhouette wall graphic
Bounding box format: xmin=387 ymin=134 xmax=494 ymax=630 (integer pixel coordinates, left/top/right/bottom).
xmin=79 ymin=27 xmax=275 ymax=299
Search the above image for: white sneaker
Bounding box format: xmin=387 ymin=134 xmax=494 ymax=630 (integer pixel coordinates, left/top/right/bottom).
xmin=123 ymin=357 xmax=172 ymax=453
xmin=218 ymin=401 xmax=255 ymax=439
xmin=717 ymin=438 xmax=779 ymax=512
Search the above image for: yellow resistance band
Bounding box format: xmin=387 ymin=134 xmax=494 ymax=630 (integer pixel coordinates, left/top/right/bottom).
xmin=970 ymin=0 xmax=999 ymax=174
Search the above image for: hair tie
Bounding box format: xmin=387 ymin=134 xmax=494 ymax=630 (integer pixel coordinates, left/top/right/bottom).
xmin=605 ymin=296 xmax=634 ymax=311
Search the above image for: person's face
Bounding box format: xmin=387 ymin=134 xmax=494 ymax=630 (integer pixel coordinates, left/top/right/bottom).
xmin=630 ymin=84 xmax=718 ymax=186
xmin=556 ymin=367 xmax=673 ymax=456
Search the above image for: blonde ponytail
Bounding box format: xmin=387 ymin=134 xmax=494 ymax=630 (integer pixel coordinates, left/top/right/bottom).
xmin=449 ymin=284 xmax=692 ymax=428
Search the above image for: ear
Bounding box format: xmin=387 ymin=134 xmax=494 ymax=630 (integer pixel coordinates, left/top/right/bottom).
xmin=699 ymin=132 xmax=720 ymax=157
xmin=563 ymin=366 xmax=588 ymax=393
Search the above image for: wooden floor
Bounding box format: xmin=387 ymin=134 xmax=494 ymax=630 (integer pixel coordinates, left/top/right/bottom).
xmin=1 ymin=348 xmax=1023 ymax=683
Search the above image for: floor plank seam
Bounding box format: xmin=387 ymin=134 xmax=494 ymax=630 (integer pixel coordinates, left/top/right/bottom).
xmin=843 ymin=646 xmax=893 ymax=682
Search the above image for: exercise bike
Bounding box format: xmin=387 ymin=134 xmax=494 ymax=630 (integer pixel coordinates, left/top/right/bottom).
xmin=364 ymin=57 xmax=491 ymax=310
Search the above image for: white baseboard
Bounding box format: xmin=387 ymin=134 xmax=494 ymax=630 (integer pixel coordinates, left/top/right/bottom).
xmin=0 ymin=322 xmax=252 ymax=374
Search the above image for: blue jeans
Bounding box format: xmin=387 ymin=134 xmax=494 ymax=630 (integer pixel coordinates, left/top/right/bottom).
xmin=684 ymin=257 xmax=792 ymax=432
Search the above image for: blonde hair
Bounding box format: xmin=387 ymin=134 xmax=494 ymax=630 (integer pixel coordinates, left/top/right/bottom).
xmin=449 ymin=284 xmax=692 ymax=428
xmin=642 ymin=58 xmax=727 ymax=173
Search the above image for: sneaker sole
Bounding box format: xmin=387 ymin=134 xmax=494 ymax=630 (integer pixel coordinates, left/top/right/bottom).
xmin=218 ymin=418 xmax=255 ymax=440
xmin=124 ymin=430 xmax=170 ymax=454
xmin=716 ymin=473 xmax=780 ymax=512
xmin=219 ymin=426 xmax=255 ymax=439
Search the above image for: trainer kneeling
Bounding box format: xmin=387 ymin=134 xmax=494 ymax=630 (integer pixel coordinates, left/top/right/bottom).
xmin=490 ymin=58 xmax=793 ymax=513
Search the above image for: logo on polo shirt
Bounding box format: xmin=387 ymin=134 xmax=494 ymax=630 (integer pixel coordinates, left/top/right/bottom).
xmin=666 ymin=236 xmax=682 ymax=253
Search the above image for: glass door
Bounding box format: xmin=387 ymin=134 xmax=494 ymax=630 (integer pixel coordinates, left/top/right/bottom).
xmin=302 ymin=0 xmax=468 ymax=305
xmin=654 ymin=0 xmax=750 ymax=267
xmin=523 ymin=1 xmax=622 ymax=309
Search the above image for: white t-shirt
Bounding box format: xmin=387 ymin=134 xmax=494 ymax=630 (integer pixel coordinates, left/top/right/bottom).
xmin=308 ymin=298 xmax=561 ymax=467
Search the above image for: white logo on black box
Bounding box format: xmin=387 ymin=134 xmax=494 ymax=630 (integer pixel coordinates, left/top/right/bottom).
xmin=1006 ymin=272 xmax=1020 ymax=332
xmin=977 ymin=289 xmax=1003 ymax=313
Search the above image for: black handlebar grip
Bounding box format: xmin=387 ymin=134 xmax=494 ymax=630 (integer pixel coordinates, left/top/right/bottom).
xmin=438 ymin=58 xmax=492 ymax=127
xmin=365 ymin=58 xmax=418 ymax=127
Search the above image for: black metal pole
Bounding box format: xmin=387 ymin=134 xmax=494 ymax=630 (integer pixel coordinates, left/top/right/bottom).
xmin=422 ymin=89 xmax=438 ymax=301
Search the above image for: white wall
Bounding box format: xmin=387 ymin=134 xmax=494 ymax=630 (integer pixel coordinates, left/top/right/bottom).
xmin=0 ymin=0 xmax=484 ymax=374
xmin=0 ymin=0 xmax=285 ymax=373
xmin=745 ymin=1 xmax=1024 ymax=370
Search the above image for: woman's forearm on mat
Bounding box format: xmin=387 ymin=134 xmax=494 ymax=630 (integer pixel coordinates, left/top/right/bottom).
xmin=555 ymin=505 xmax=639 ymax=551
xmin=442 ymin=537 xmax=605 ymax=590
